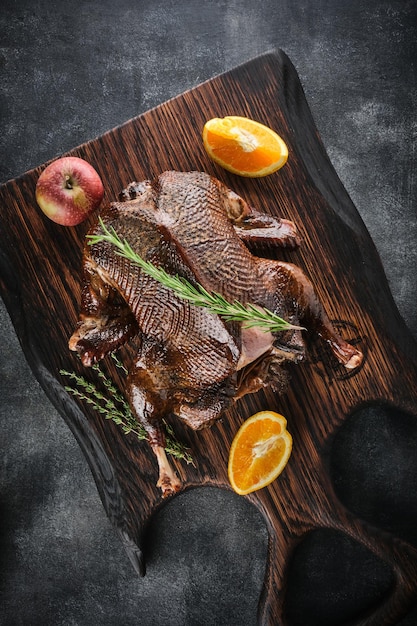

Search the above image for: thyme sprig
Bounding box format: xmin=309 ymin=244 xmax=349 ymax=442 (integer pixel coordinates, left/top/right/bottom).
xmin=87 ymin=218 xmax=304 ymax=334
xmin=60 ymin=364 xmax=194 ymax=465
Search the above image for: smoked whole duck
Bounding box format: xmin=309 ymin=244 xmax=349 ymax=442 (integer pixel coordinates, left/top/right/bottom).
xmin=69 ymin=171 xmax=363 ymax=495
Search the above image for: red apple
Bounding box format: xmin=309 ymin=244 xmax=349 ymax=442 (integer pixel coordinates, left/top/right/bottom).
xmin=35 ymin=156 xmax=104 ymax=226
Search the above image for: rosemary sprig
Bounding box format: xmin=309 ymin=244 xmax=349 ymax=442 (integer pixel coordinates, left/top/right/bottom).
xmin=87 ymin=218 xmax=303 ymax=334
xmin=60 ymin=366 xmax=194 ymax=465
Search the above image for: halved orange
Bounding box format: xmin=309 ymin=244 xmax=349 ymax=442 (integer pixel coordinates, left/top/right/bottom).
xmin=228 ymin=411 xmax=292 ymax=495
xmin=202 ymin=116 xmax=288 ymax=177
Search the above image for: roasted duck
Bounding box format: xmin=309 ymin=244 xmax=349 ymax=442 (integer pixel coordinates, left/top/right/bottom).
xmin=69 ymin=171 xmax=363 ymax=495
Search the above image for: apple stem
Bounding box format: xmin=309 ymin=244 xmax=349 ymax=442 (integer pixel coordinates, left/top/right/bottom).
xmin=65 ymin=174 xmax=73 ymax=190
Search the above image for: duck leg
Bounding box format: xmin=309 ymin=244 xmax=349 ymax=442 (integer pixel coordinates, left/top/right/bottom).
xmin=127 ymin=366 xmax=182 ymax=497
xmin=269 ymin=260 xmax=363 ymax=370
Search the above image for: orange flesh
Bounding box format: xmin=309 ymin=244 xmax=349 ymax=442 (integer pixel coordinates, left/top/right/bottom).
xmin=203 ymin=116 xmax=288 ymax=177
xmin=205 ymin=129 xmax=283 ymax=173
xmin=228 ymin=411 xmax=292 ymax=495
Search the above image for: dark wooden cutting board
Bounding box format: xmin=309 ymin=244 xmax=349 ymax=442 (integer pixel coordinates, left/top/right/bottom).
xmin=1 ymin=50 xmax=416 ymax=625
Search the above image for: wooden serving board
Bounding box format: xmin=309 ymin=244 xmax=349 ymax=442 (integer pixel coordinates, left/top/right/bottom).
xmin=1 ymin=50 xmax=417 ymax=625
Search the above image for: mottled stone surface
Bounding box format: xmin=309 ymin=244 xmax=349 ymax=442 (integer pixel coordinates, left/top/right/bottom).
xmin=1 ymin=1 xmax=416 ymax=624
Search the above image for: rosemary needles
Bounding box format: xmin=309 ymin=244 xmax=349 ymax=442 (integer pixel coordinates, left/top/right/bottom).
xmin=88 ymin=218 xmax=303 ymax=334
xmin=60 ymin=361 xmax=194 ymax=465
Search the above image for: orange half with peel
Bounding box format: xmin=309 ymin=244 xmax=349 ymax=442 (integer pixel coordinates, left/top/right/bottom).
xmin=228 ymin=411 xmax=292 ymax=495
xmin=202 ymin=116 xmax=288 ymax=177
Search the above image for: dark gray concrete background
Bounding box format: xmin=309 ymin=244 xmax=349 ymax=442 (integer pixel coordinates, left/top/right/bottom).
xmin=1 ymin=1 xmax=416 ymax=625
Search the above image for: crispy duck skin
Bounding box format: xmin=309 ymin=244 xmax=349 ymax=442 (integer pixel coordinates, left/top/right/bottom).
xmin=69 ymin=171 xmax=363 ymax=496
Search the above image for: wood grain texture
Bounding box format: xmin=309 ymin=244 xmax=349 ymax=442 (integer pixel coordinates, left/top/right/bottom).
xmin=0 ymin=49 xmax=416 ymax=625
